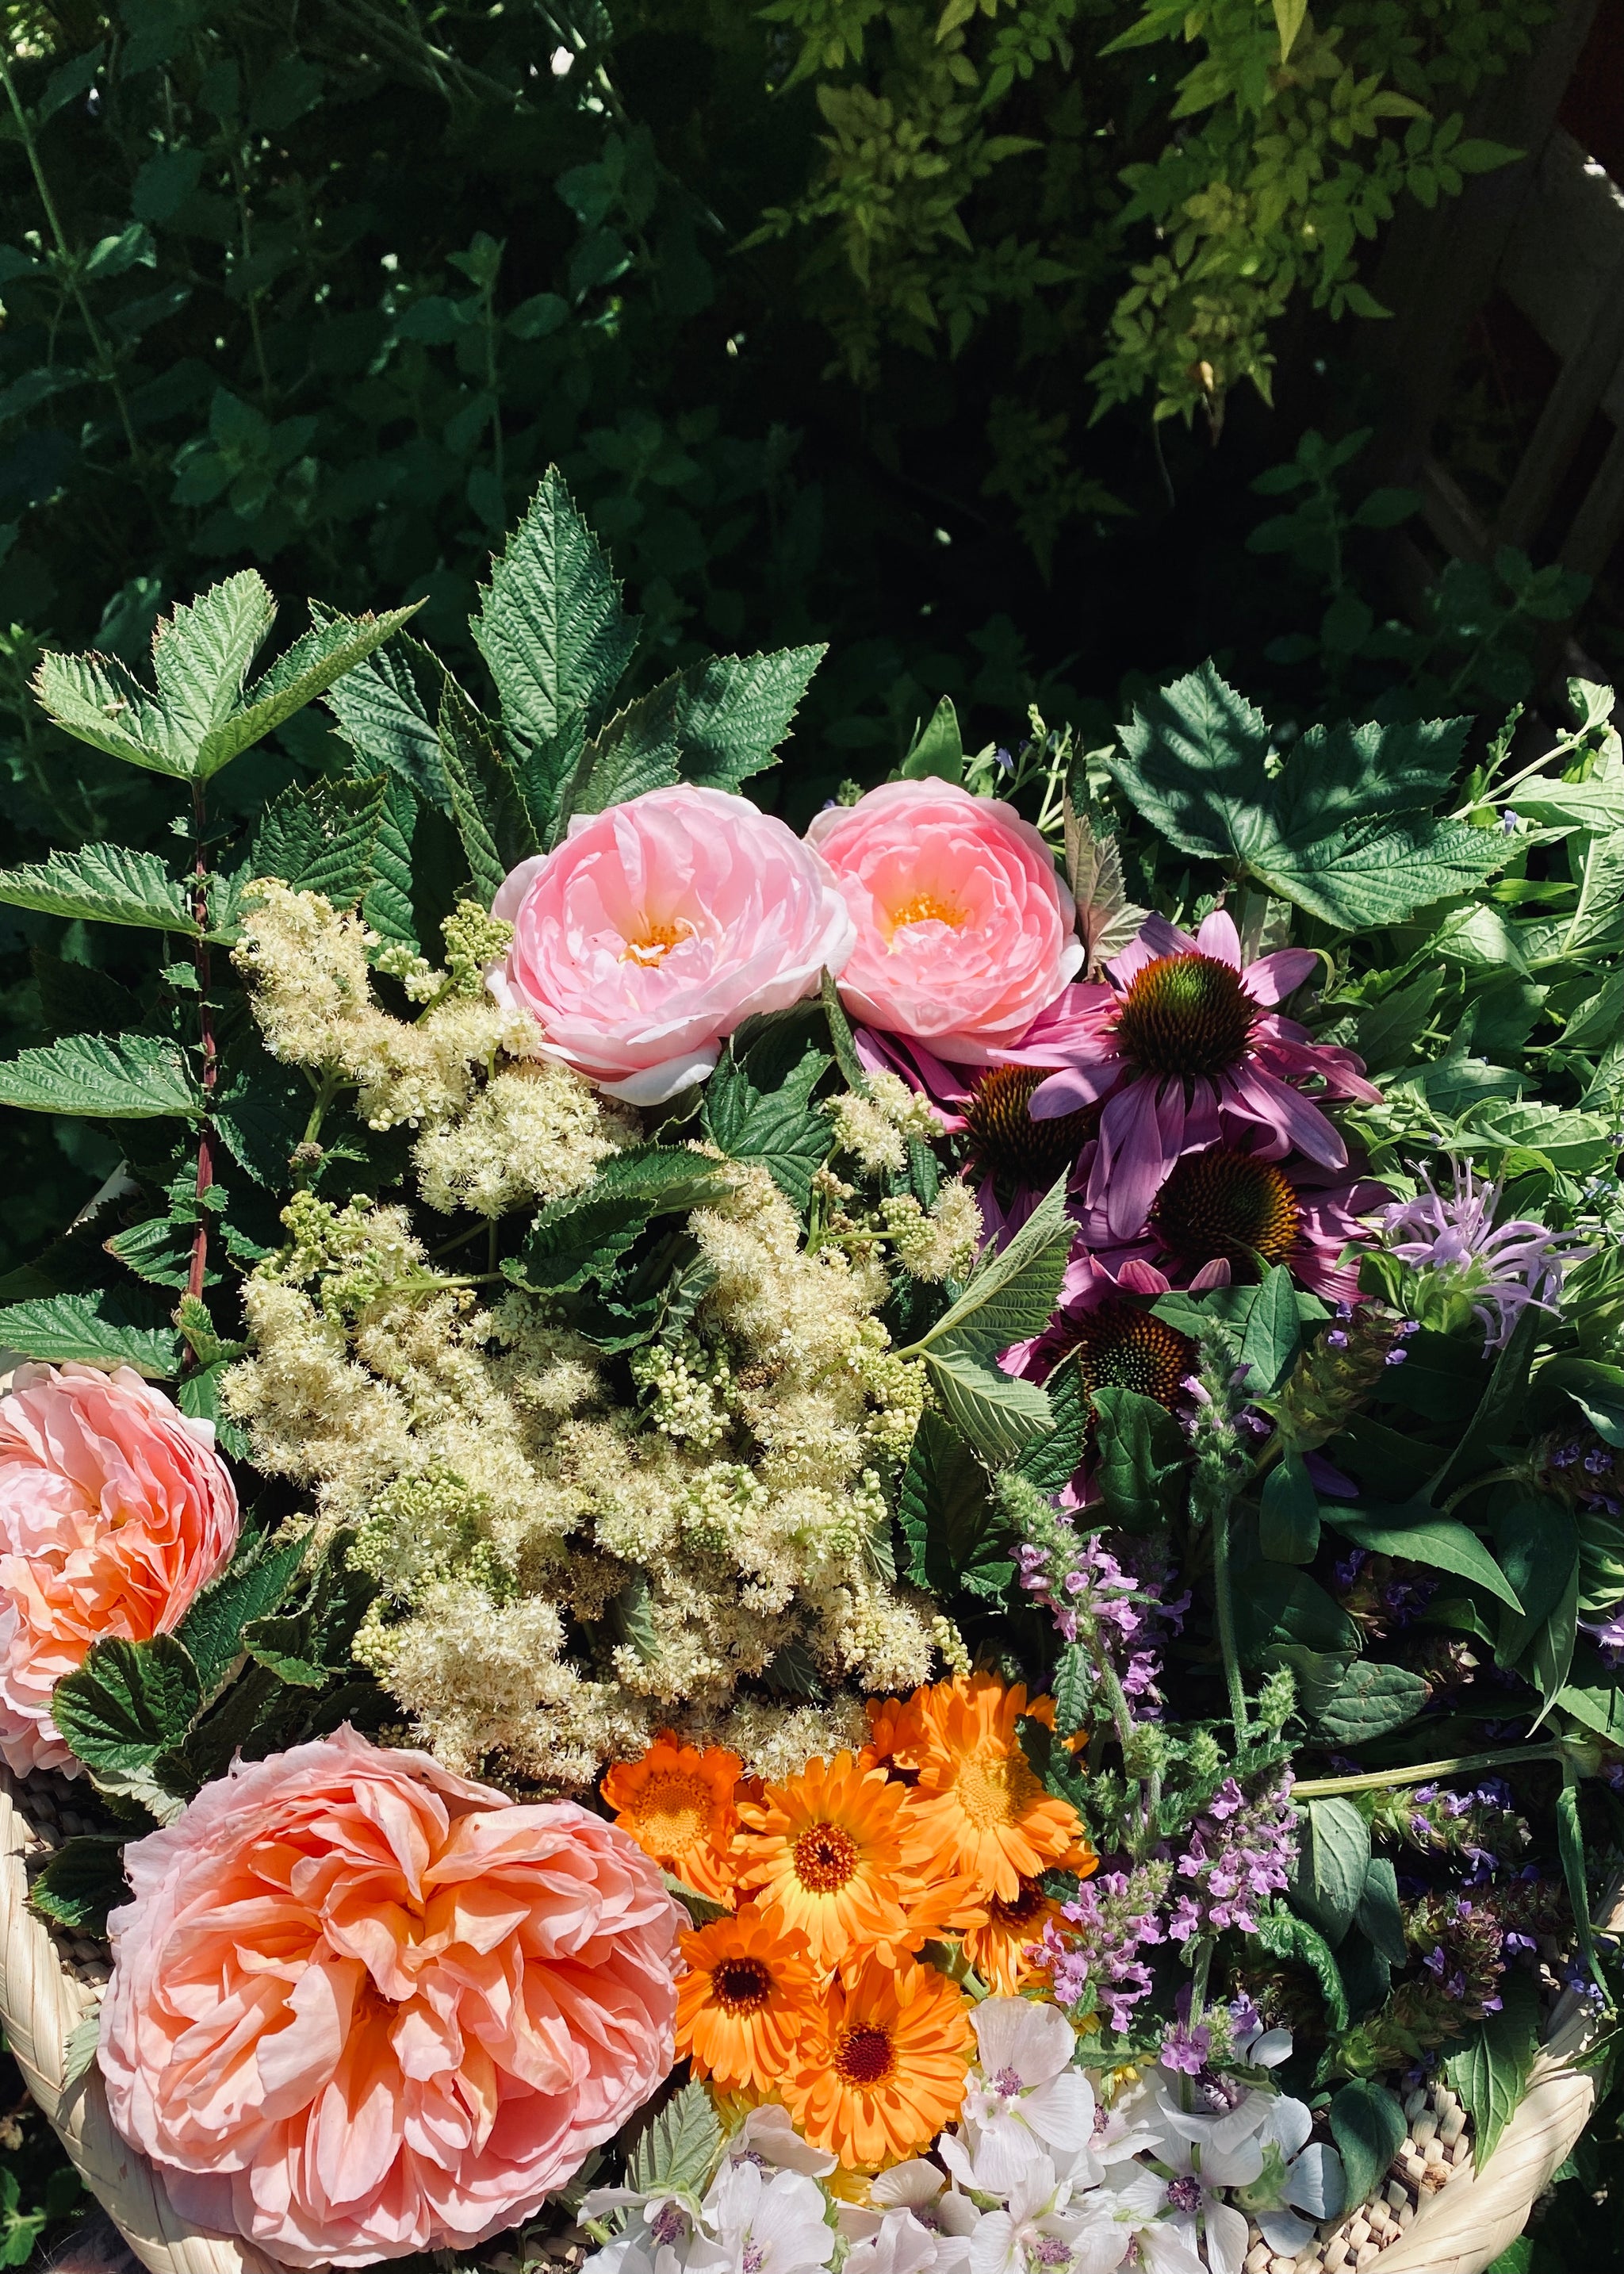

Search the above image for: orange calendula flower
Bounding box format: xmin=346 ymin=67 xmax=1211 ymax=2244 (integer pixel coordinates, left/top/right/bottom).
xmin=894 ymin=1673 xmax=1094 ymax=1900
xmin=601 ymin=1731 xmax=742 ymax=1900
xmin=858 ymin=1689 xmax=923 ymax=1775
xmin=733 ymin=1751 xmax=915 ymax=1969
xmin=676 ymin=1908 xmax=822 ymax=2093
xmin=783 ymin=1954 xmax=973 ymax=2172
xmin=959 ymin=1873 xmax=1068 ymax=1996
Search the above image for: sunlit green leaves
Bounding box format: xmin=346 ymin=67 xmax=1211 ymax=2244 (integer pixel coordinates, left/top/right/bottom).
xmin=1109 ymin=663 xmax=1508 ymax=926
xmin=0 ymin=843 xmax=198 ymax=934
xmin=0 ymin=1031 xmax=199 ymax=1118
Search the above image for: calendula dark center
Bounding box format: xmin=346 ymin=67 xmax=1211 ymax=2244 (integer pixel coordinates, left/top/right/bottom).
xmin=963 ymin=1066 xmax=1098 ymax=1190
xmin=1069 ymin=1297 xmax=1195 ymax=1412
xmin=710 ymin=1955 xmax=773 ymax=2015
xmin=1114 ymin=952 xmax=1256 ymax=1079
xmin=1149 ymin=1147 xmax=1301 ymax=1271
xmin=990 ymin=1877 xmax=1048 ymax=1930
xmin=833 ymin=2023 xmax=897 ymax=2087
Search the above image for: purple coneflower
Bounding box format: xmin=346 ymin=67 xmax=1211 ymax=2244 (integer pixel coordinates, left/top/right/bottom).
xmin=1025 ymin=911 xmax=1379 ymax=1236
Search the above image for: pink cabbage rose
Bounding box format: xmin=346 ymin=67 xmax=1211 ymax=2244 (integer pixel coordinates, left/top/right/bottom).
xmin=488 ymin=784 xmax=856 ymax=1104
xmin=99 ymin=1728 xmax=684 ymax=2268
xmin=806 ymin=780 xmax=1082 ymax=1059
xmin=0 ymin=1363 xmax=238 ymax=1777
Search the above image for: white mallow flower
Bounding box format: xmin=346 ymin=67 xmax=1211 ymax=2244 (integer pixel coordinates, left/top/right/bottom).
xmin=577 ymin=2196 xmax=730 ymax=2274
xmin=1149 ymin=2114 xmax=1275 ymax=2274
xmin=840 ymin=2161 xmax=979 ymax=2274
xmin=966 ymin=2155 xmax=1129 ymax=2274
xmin=1227 ymin=2005 xmax=1293 ymax=2075
xmin=848 ymin=2210 xmax=959 ymax=2274
xmin=1093 ymin=2169 xmax=1206 ymax=2274
xmin=1228 ymin=2098 xmax=1344 ymax=2258
xmin=940 ymin=1998 xmax=1099 ymax=2193
xmin=726 ymin=2105 xmax=838 ymax=2180
xmin=704 ymin=2159 xmax=839 ymax=2274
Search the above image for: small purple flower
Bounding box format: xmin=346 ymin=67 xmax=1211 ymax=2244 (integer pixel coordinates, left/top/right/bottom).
xmin=1382 ymin=1161 xmax=1589 ymax=1350
xmin=1159 ymin=2019 xmax=1212 ymax=2076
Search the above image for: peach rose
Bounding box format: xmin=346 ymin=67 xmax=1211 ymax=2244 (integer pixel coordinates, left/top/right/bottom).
xmin=0 ymin=1363 xmax=239 ymax=1777
xmin=99 ymin=1728 xmax=684 ymax=2267
xmin=806 ymin=781 xmax=1082 ymax=1060
xmin=487 ymin=784 xmax=856 ymax=1104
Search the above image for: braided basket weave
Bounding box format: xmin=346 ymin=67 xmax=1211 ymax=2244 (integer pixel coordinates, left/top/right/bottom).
xmin=0 ymin=1767 xmax=1602 ymax=2274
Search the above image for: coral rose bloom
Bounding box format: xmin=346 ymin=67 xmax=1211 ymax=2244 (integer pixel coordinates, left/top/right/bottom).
xmin=806 ymin=781 xmax=1082 ymax=1060
xmin=488 ymin=784 xmax=856 ymax=1105
xmin=0 ymin=1363 xmax=238 ymax=1777
xmin=99 ymin=1728 xmax=684 ymax=2267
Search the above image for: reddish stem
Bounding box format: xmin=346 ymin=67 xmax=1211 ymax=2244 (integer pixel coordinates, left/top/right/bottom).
xmin=186 ymin=783 xmax=216 ymax=1315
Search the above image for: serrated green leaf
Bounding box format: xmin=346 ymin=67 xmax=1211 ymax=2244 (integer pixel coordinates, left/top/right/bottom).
xmin=195 ymin=604 xmax=419 ymax=778
xmin=1015 ymin=1360 xmax=1087 ymax=1494
xmin=62 ymin=2009 xmax=103 ymax=2092
xmin=0 ymin=1287 xmax=182 ymax=1377
xmin=1355 ymin=1856 xmax=1408 ymax=1966
xmin=898 ymin=1409 xmax=1012 ymax=1602
xmin=1354 ymin=970 xmax=1442 ymax=1072
xmin=678 ymin=646 xmax=824 ymax=789
xmin=663 ymin=1871 xmax=730 ymax=1927
xmin=508 ymin=1149 xmax=733 ymax=1296
xmin=910 ymin=1173 xmax=1072 ymax=1361
xmin=320 ymin=623 xmax=450 ymax=810
xmin=0 ymin=842 xmax=198 ymax=934
xmin=924 ymin=1347 xmax=1053 ymax=1464
xmin=361 ymin=775 xmax=419 ymax=949
xmin=104 ymin=1214 xmax=205 ymax=1290
xmin=437 ymin=677 xmax=528 ymax=903
xmin=176 ymin=1526 xmax=312 ymax=1697
xmin=177 ymin=1360 xmax=252 ymax=1461
xmin=703 ymin=1032 xmax=831 ymax=1210
xmin=151 ymin=569 xmax=278 ymax=760
xmin=1109 ymin=666 xmax=1498 ymax=927
xmin=1445 ymin=1968 xmax=1540 ymax=2168
xmin=558 ymin=672 xmax=682 ymax=827
xmin=52 ymin=1634 xmax=201 ymax=1797
xmin=33 ymin=647 xmax=190 ymax=777
xmin=1015 ymin=1714 xmax=1090 ymax=1816
xmin=1091 ymin=1383 xmax=1188 ymax=1532
xmin=0 ymin=1031 xmax=198 ymax=1119
xmin=1251 ymin=1904 xmax=1349 ymax=2030
xmin=626 ymin=2080 xmax=724 ymax=2198
xmin=251 ymin=773 xmax=389 ymax=909
xmin=30 ymin=1835 xmax=128 ymax=1935
xmin=1051 ymin=1643 xmax=1091 ymax=1735
xmin=473 ymin=468 xmax=640 ymax=807
xmin=1330 ymin=2079 xmax=1405 ymax=2207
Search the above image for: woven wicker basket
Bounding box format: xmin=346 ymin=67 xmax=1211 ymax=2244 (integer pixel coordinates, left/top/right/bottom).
xmin=0 ymin=1769 xmax=1602 ymax=2274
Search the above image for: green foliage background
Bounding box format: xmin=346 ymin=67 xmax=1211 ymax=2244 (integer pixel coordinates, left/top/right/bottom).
xmin=0 ymin=4 xmax=1614 ymax=2245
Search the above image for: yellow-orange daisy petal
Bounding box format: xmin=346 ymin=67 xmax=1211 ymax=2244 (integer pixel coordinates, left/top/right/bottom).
xmin=676 ymin=1909 xmax=822 ymax=2094
xmin=857 ymin=1689 xmax=924 ymax=1776
xmin=601 ymin=1731 xmax=742 ymax=1901
xmin=783 ymin=1954 xmax=972 ymax=2172
xmin=894 ymin=1674 xmax=1094 ymax=1901
xmin=959 ymin=1873 xmax=1069 ymax=1996
xmin=733 ymin=1751 xmax=913 ymax=1970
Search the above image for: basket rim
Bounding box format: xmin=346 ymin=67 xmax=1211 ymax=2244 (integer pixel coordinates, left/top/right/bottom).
xmin=0 ymin=1770 xmax=1604 ymax=2274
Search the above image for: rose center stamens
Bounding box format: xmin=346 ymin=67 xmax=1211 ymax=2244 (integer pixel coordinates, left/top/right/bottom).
xmin=622 ymin=916 xmax=693 ymax=966
xmin=1114 ymin=951 xmax=1257 ymax=1079
xmin=888 ymin=892 xmax=965 ymax=937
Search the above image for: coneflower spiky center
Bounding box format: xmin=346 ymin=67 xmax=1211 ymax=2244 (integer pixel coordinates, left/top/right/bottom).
xmin=1150 ymin=1148 xmax=1300 ymax=1271
xmin=1114 ymin=953 xmax=1256 ymax=1079
xmin=1068 ymin=1297 xmax=1195 ymax=1412
xmin=963 ymin=1066 xmax=1098 ymax=1190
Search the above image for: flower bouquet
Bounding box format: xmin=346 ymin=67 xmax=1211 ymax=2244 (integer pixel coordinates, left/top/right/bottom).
xmin=1 ymin=474 xmax=1622 ymax=2274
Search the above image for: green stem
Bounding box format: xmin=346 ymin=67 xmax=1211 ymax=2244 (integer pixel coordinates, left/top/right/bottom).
xmin=1295 ymin=1741 xmax=1566 ymax=1799
xmin=1441 ymin=1465 xmax=1519 ymax=1514
xmin=1211 ymin=1490 xmax=1248 ymax=1747
xmin=0 ymin=48 xmax=141 ymax=464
